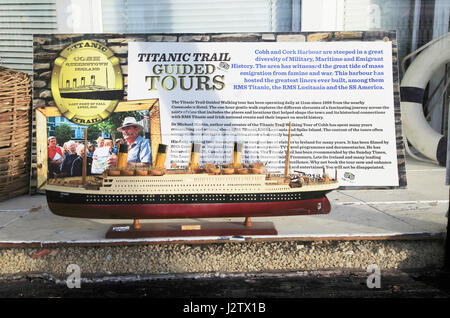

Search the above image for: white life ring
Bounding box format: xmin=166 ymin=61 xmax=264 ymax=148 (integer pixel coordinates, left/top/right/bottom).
xmin=400 ymin=32 xmax=450 ymax=166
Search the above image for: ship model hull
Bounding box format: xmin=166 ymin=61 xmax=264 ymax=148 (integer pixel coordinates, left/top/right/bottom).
xmin=46 ymin=187 xmax=333 ymax=219
xmin=45 ymin=124 xmax=339 ymax=222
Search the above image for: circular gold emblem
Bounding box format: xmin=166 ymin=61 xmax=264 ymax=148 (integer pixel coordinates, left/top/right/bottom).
xmin=51 ymin=40 xmax=123 ymax=125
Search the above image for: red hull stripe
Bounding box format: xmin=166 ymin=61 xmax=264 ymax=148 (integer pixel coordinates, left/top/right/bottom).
xmin=48 ymin=197 xmax=331 ymax=219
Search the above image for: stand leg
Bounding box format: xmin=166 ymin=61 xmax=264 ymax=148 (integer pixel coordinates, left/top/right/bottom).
xmin=133 ymin=219 xmax=141 ymax=230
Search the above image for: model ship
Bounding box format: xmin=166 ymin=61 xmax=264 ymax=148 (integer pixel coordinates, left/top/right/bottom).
xmin=46 ymin=124 xmax=339 ymax=222
xmin=59 ymin=71 xmax=123 ymax=100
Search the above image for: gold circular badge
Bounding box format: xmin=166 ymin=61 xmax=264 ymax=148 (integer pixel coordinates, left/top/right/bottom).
xmin=51 ymin=40 xmax=124 ymax=125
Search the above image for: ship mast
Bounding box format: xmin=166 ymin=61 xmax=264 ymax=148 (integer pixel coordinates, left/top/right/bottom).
xmin=82 ymin=127 xmax=87 ymax=185
xmin=284 ymin=122 xmax=291 ymax=177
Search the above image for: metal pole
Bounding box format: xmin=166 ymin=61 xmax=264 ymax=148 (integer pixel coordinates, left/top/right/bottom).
xmin=446 ymin=187 xmax=450 ymax=270
xmin=445 ymin=99 xmax=450 ymax=270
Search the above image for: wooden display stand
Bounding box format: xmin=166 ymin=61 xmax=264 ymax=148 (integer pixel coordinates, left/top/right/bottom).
xmin=105 ymin=217 xmax=277 ymax=239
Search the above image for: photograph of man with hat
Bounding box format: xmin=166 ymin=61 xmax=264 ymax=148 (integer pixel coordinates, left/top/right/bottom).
xmin=107 ymin=117 xmax=152 ymax=166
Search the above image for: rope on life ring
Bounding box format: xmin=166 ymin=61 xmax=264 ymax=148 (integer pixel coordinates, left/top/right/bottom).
xmin=400 ymin=32 xmax=450 ymax=166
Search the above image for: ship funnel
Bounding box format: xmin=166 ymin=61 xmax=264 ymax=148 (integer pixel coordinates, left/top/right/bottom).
xmin=232 ymin=142 xmax=244 ymax=168
xmin=116 ymin=144 xmax=128 ymax=169
xmin=188 ymin=143 xmax=202 ymax=169
xmin=154 ymin=144 xmax=168 ymax=168
xmin=284 ymin=122 xmax=291 ymax=177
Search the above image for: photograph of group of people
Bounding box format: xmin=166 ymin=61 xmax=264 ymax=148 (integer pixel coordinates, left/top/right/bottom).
xmin=47 ymin=116 xmax=151 ymax=178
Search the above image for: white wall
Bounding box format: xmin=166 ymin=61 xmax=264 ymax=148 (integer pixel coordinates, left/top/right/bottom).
xmin=56 ymin=0 xmax=103 ymax=33
xmin=301 ymin=0 xmax=344 ymax=31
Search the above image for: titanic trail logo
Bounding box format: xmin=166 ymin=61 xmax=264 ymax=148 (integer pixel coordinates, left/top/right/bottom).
xmin=51 ymin=40 xmax=124 ymax=125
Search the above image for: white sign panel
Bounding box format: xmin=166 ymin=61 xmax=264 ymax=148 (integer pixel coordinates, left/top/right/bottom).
xmin=128 ymin=41 xmax=398 ymax=187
